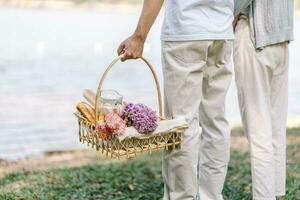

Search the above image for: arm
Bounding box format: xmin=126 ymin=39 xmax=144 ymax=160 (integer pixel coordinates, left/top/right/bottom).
xmin=234 ymin=0 xmax=253 ymax=16
xmin=117 ymin=0 xmax=164 ymax=61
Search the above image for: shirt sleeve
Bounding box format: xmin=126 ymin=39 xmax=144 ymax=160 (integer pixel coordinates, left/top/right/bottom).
xmin=234 ymin=0 xmax=253 ymax=16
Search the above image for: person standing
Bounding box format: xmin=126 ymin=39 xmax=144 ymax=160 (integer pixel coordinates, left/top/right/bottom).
xmin=117 ymin=1 xmax=234 ymax=199
xmin=234 ymin=1 xmax=294 ymax=199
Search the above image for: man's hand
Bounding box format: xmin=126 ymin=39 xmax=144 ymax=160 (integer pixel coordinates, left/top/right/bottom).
xmin=116 ymin=0 xmax=163 ymax=62
xmin=117 ymin=34 xmax=145 ymax=61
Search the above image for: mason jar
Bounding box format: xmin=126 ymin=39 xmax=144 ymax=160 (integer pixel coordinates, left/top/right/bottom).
xmin=99 ymin=90 xmax=123 ymax=116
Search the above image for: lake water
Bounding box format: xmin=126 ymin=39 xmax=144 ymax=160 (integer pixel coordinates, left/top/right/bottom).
xmin=0 ymin=7 xmax=299 ymax=160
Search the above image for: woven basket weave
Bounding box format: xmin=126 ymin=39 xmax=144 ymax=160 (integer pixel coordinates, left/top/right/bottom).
xmin=75 ymin=56 xmax=186 ymax=159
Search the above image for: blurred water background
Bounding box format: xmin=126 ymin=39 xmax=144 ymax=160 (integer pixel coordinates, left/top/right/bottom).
xmin=0 ymin=5 xmax=299 ymax=161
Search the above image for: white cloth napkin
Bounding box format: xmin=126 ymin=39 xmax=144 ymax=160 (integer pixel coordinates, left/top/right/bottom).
xmin=117 ymin=117 xmax=188 ymax=141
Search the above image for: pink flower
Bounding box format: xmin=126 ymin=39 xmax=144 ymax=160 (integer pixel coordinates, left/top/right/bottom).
xmin=96 ymin=120 xmax=108 ymax=132
xmin=105 ymin=113 xmax=126 ymax=136
xmin=95 ymin=120 xmax=110 ymax=140
xmin=96 ymin=113 xmax=126 ymax=138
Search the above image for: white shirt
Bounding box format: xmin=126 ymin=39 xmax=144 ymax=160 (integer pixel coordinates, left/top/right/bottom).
xmin=161 ymin=0 xmax=234 ymax=41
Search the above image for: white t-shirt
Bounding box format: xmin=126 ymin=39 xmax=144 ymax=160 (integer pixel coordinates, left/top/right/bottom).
xmin=161 ymin=0 xmax=234 ymax=41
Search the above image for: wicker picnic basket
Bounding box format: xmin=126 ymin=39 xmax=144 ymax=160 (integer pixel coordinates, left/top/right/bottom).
xmin=75 ymin=56 xmax=187 ymax=159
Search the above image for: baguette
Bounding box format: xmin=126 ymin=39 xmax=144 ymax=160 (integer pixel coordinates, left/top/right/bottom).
xmin=76 ymin=102 xmax=96 ymax=124
xmin=83 ymin=89 xmax=97 ymax=107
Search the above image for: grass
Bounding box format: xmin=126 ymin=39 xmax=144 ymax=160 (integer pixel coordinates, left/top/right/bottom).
xmin=0 ymin=129 xmax=299 ymax=200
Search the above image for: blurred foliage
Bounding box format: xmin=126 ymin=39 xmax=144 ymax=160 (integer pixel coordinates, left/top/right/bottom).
xmin=0 ymin=129 xmax=299 ymax=200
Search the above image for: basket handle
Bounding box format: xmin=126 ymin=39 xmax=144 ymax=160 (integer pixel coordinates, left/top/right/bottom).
xmin=95 ymin=56 xmax=163 ymax=121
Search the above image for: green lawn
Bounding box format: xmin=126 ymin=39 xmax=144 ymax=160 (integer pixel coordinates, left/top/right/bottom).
xmin=0 ymin=129 xmax=299 ymax=200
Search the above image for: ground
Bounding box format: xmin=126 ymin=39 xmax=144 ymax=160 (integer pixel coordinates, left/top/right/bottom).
xmin=0 ymin=128 xmax=299 ymax=200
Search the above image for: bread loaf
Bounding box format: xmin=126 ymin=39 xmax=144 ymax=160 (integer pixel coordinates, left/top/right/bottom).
xmin=76 ymin=102 xmax=96 ymax=124
xmin=83 ymin=89 xmax=97 ymax=107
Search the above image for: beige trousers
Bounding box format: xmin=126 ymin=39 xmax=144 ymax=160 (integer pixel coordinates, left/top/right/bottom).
xmin=161 ymin=40 xmax=233 ymax=200
xmin=234 ymin=19 xmax=289 ymax=200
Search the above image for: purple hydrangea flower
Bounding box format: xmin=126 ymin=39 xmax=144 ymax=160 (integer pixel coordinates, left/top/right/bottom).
xmin=121 ymin=103 xmax=158 ymax=134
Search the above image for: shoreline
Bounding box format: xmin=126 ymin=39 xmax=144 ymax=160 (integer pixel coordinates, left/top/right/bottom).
xmin=0 ymin=115 xmax=300 ymax=167
xmin=1 ymin=127 xmax=299 ymax=177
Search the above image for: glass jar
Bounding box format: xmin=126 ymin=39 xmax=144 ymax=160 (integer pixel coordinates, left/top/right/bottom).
xmin=99 ymin=90 xmax=123 ymax=116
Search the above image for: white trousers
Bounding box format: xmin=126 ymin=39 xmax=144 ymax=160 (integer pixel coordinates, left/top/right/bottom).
xmin=234 ymin=19 xmax=289 ymax=200
xmin=161 ymin=40 xmax=233 ymax=200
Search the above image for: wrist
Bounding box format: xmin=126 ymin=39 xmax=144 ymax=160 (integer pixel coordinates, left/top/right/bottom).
xmin=134 ymin=32 xmax=147 ymax=43
xmin=133 ymin=27 xmax=147 ymax=42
